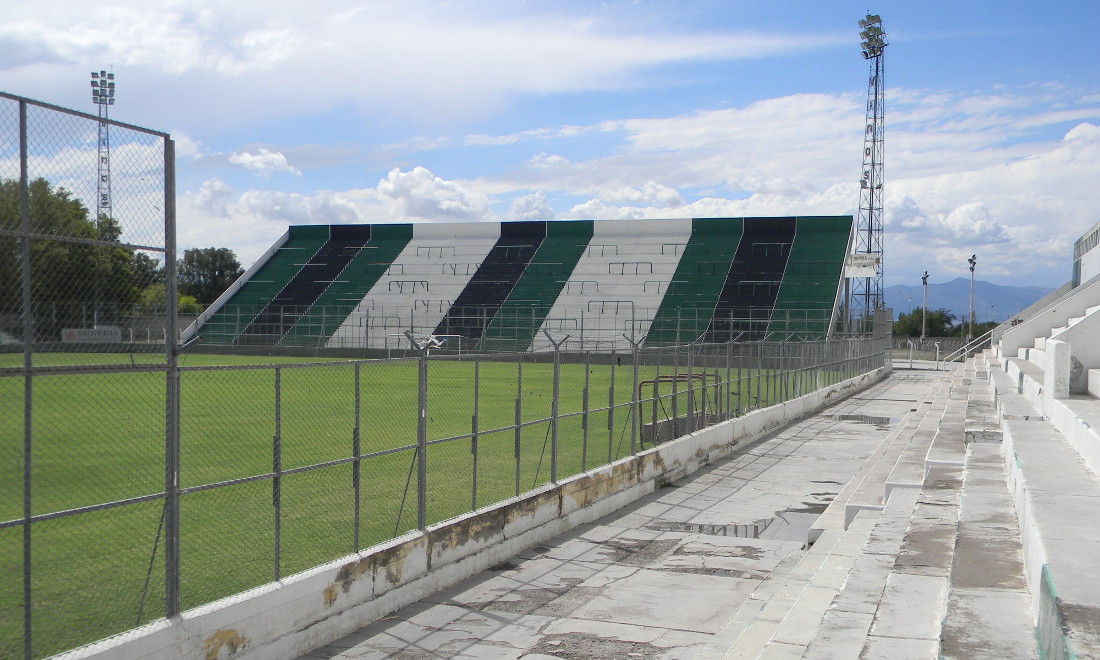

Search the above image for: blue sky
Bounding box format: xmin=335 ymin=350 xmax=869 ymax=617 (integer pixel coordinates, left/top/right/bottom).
xmin=3 ymin=0 xmax=1100 ymax=292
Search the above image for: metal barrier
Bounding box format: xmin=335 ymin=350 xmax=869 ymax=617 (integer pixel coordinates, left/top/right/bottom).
xmin=0 ymin=91 xmax=176 ymax=659
xmin=1 ymin=327 xmax=888 ymax=658
xmin=0 ymin=91 xmax=890 ymax=660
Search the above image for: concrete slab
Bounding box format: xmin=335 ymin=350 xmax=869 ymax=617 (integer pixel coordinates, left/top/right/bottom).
xmin=301 ymin=369 xmax=956 ymax=660
xmin=572 ymin=569 xmax=761 ymax=634
xmin=941 ymin=588 xmax=1038 ymax=659
xmin=802 ymin=609 xmax=873 ymax=659
xmin=869 ymin=572 xmax=948 ymax=640
xmin=860 ymin=633 xmax=939 ymax=659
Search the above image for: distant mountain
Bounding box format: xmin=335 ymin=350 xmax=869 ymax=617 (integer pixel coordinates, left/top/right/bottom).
xmin=885 ymin=278 xmax=1055 ymax=323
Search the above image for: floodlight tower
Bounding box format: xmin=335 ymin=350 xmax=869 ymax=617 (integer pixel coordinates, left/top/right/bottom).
xmin=90 ymin=70 xmax=115 ymax=223
xmin=852 ymin=14 xmax=888 ymax=331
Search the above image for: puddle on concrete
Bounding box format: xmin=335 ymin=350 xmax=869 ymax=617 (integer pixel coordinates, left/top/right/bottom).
xmin=646 ymin=503 xmax=830 ymax=543
xmin=827 ymin=413 xmax=896 ymax=427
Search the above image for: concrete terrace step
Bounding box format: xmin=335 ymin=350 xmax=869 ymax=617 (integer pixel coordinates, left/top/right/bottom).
xmin=940 ymin=442 xmax=1037 ymax=659
xmin=802 ymin=487 xmax=928 ymax=659
xmin=992 ymin=364 xmax=1044 ymax=421
xmin=804 ymin=356 xmax=997 ymax=659
xmin=708 ymin=374 xmax=959 ymax=659
xmin=1004 ymin=417 xmax=1100 ymax=659
xmin=702 ymin=514 xmax=878 ymax=659
xmin=835 ymin=370 xmax=956 ymax=530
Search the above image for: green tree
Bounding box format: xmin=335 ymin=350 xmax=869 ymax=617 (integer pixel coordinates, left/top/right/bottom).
xmin=133 ymin=252 xmax=163 ymax=290
xmin=893 ymin=308 xmax=958 ymax=337
xmin=177 ymin=247 xmax=243 ymax=305
xmin=138 ymin=282 xmax=201 ymax=314
xmin=0 ymin=178 xmax=150 ymax=335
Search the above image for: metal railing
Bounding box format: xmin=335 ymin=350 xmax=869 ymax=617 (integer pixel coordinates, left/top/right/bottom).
xmin=939 ymin=329 xmax=993 ymax=367
xmin=1 ymin=330 xmax=889 ymax=658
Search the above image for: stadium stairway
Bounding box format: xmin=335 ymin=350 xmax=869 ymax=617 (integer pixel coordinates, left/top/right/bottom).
xmin=707 ymin=356 xmax=1048 ymax=659
xmin=990 ymin=274 xmax=1100 ymax=659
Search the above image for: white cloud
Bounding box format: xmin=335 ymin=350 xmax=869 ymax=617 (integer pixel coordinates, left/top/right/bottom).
xmin=171 ymin=130 xmax=206 ymax=161
xmin=189 ymin=177 xmax=234 ymax=217
xmin=0 ymin=1 xmax=843 ymax=126
xmin=593 ymin=182 xmax=685 ymax=208
xmin=228 ymin=148 xmax=301 ymax=177
xmin=376 ymin=167 xmax=491 ymax=222
xmin=509 ymin=191 xmax=554 ymax=221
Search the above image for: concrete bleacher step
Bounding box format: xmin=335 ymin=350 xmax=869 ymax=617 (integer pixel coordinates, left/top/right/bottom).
xmin=802 ymin=487 xmax=929 ymax=659
xmin=1004 ymin=415 xmax=1100 ymax=659
xmin=803 ymin=356 xmax=1002 ymax=659
xmin=940 ymin=442 xmax=1037 ymax=659
xmin=830 ymin=370 xmax=956 ymax=531
xmin=709 ymin=372 xmax=964 ymax=659
xmin=703 ymin=510 xmax=881 ymax=659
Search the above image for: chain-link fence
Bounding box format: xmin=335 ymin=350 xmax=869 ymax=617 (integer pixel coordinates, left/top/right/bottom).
xmin=200 ymin=301 xmax=839 ymax=352
xmin=0 ymin=91 xmax=177 ymax=660
xmin=0 ymin=91 xmax=891 ymax=660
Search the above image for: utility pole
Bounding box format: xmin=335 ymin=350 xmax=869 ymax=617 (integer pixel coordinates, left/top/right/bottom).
xmin=921 ymin=270 xmax=929 ymax=340
xmin=967 ymin=255 xmax=977 ymax=341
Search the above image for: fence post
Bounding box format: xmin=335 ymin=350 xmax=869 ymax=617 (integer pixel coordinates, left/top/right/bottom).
xmin=623 ymin=333 xmax=643 ymax=455
xmin=18 ymin=98 xmax=34 ymax=660
xmin=402 ymin=331 xmax=431 ymax=530
xmin=353 ymin=363 xmax=361 ymax=549
xmin=582 ymin=351 xmax=590 ymax=470
xmin=542 ymin=330 xmax=571 ymax=482
xmin=607 ymin=357 xmax=615 ymax=463
xmin=515 ymin=355 xmax=523 ymax=496
xmin=686 ymin=343 xmax=695 ymax=434
xmin=273 ymin=367 xmax=282 ymax=579
xmin=162 ymin=136 xmax=181 ymax=620
xmin=671 ymin=346 xmax=679 ymax=434
xmin=471 ymin=353 xmax=479 ymax=511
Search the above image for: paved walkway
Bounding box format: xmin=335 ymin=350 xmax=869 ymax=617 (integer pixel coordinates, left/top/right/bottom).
xmin=302 ymin=368 xmax=945 ymax=659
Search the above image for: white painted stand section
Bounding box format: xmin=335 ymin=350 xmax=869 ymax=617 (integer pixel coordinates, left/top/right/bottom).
xmin=327 ymin=223 xmax=500 ymax=349
xmin=530 ymin=218 xmax=692 ymax=352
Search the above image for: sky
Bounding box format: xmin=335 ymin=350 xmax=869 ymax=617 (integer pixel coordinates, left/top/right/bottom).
xmin=3 ymin=0 xmax=1100 ymax=293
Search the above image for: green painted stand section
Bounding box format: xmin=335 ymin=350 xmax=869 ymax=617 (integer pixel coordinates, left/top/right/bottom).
xmin=199 ymin=225 xmax=329 ymax=345
xmin=644 ymin=218 xmax=744 ymax=347
xmin=767 ymin=216 xmax=851 ymax=339
xmin=280 ymin=224 xmax=414 ymax=346
xmin=482 ymin=220 xmax=594 ymax=351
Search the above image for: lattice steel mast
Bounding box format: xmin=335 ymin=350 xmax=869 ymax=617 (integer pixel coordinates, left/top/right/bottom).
xmin=851 ymin=14 xmax=887 ymax=330
xmin=91 ymin=70 xmax=115 ymax=221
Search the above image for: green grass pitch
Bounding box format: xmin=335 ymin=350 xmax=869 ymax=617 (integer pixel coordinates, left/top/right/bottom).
xmin=0 ymin=351 xmax=802 ymax=658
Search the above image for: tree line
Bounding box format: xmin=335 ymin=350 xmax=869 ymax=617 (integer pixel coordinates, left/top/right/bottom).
xmin=1 ymin=178 xmax=243 ymax=332
xmin=893 ymin=307 xmax=998 ymax=337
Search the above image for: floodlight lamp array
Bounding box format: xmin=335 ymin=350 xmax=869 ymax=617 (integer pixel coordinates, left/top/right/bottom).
xmin=857 ymin=14 xmax=887 ymax=59
xmin=90 ymin=70 xmax=116 ymax=106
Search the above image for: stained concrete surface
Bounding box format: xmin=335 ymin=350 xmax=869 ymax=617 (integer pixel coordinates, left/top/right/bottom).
xmin=300 ymin=372 xmax=942 ymax=660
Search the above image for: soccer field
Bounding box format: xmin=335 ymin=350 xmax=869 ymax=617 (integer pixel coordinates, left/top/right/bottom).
xmin=3 ymin=349 xmax=791 ymax=658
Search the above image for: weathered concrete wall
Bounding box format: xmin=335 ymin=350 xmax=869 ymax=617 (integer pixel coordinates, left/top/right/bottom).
xmin=62 ymin=366 xmax=888 ymax=660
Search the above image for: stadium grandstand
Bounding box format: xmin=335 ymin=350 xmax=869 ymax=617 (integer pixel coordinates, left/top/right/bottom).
xmin=186 ymin=216 xmax=854 ymax=352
